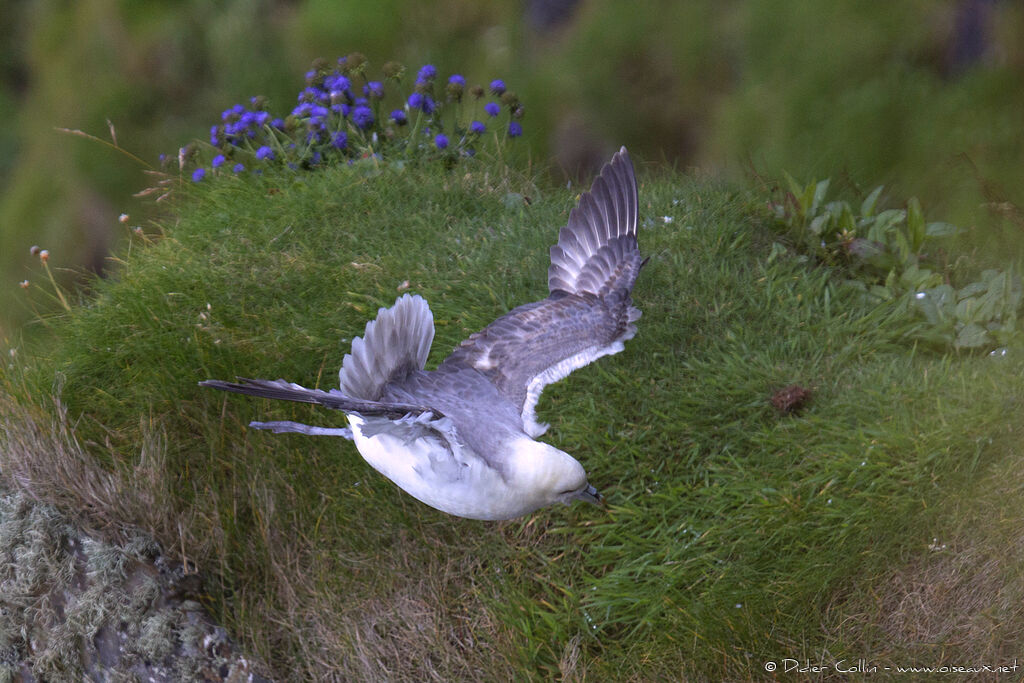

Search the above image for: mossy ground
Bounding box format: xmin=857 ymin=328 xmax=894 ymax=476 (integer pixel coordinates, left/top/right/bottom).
xmin=2 ymin=157 xmax=1021 ymax=680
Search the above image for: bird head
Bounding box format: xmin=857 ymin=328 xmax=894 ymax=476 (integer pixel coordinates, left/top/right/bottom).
xmin=511 ymin=438 xmax=604 ymax=510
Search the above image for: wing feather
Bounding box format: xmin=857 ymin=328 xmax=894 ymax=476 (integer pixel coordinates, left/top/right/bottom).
xmin=440 ymin=145 xmax=643 ymax=436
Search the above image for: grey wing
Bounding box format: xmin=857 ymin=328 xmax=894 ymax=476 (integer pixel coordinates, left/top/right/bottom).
xmin=548 ymin=147 xmax=640 ymax=297
xmin=438 ymin=147 xmax=644 ymax=437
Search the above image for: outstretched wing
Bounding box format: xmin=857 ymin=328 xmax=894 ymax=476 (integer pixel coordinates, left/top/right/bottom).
xmin=439 ymin=147 xmax=643 ymax=437
xmin=547 ymin=146 xmax=640 ymax=297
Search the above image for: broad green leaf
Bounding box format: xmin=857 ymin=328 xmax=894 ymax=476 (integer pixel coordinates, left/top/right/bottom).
xmin=847 ymin=237 xmax=883 ymax=260
xmin=972 ymin=289 xmax=998 ymax=322
xmin=957 ymin=281 xmax=987 ymax=299
xmin=810 ymin=178 xmax=831 ymax=215
xmin=914 ymin=289 xmax=942 ymax=325
xmin=925 ymin=221 xmax=962 ymax=238
xmin=981 ymin=268 xmax=1002 ymax=283
xmin=867 ymin=209 xmax=905 ymax=242
xmin=801 ymin=183 xmax=816 ymax=217
xmin=955 ymin=323 xmax=989 ymax=348
xmin=955 ymin=296 xmax=980 ymax=324
xmin=869 ymin=284 xmax=894 ymax=301
xmin=899 ymin=264 xmax=941 ymax=291
xmin=1005 ymin=270 xmax=1023 ymax=311
xmin=860 ymin=185 xmax=884 ymax=217
xmin=783 ymin=171 xmax=804 ymax=201
xmin=834 ymin=202 xmax=856 ymax=233
xmin=809 ymin=214 xmax=829 ymax=236
xmin=892 ymin=230 xmax=911 ymax=263
xmin=916 ymin=284 xmax=956 ymax=324
xmin=906 ymin=197 xmax=925 ymax=252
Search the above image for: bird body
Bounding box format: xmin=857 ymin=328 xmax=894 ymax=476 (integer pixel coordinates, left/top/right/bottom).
xmin=202 ymin=147 xmax=643 ymax=520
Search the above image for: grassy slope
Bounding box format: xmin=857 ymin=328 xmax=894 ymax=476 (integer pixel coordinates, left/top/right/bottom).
xmin=3 ymin=159 xmax=1021 ymax=680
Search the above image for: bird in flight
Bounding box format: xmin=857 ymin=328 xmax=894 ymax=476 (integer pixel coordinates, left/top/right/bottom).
xmin=201 ymin=147 xmax=644 ymax=520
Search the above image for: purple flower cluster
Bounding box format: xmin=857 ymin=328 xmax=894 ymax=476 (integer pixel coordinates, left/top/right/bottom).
xmin=184 ymin=55 xmax=524 ymax=182
xmin=213 ymin=101 xmax=280 ymax=147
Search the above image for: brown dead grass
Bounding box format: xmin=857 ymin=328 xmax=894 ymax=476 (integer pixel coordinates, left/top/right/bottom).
xmin=823 ymin=435 xmax=1024 ymax=671
xmin=234 ymin=476 xmax=518 ymax=681
xmin=0 ymin=386 xmax=222 ymax=564
xmin=0 ymin=388 xmax=518 ymax=680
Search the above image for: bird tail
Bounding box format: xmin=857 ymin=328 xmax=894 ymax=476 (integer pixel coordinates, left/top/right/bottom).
xmin=199 ymin=377 xmax=438 ymax=419
xmin=337 ymin=293 xmax=435 ymax=401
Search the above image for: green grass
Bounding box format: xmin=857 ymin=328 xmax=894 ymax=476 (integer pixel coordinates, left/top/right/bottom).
xmin=2 ymin=157 xmax=1021 ymax=680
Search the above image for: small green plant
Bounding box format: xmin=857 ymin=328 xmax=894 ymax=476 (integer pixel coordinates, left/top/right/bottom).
xmin=773 ymin=175 xmax=1022 ymax=351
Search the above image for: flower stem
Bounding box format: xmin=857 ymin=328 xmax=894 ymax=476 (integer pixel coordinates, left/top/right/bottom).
xmin=43 ymin=262 xmax=71 ymax=312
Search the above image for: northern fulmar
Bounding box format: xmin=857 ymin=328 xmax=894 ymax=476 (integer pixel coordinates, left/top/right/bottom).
xmin=201 ymin=147 xmax=644 ymax=520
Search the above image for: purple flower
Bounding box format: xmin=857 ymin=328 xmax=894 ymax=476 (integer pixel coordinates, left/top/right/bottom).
xmin=222 ymin=104 xmax=244 ymax=121
xmin=212 ymin=154 xmax=226 ymax=168
xmin=390 ymin=109 xmax=408 ymax=125
xmin=434 ymin=133 xmax=449 ymax=149
xmin=448 ymin=74 xmax=466 ymax=87
xmin=484 ymin=102 xmax=500 ymax=117
xmin=191 ymin=167 xmax=206 ymax=182
xmin=232 ymin=163 xmax=245 ymax=173
xmin=332 ymin=131 xmax=348 ymax=149
xmin=324 ymin=74 xmax=350 ymax=93
xmin=417 ymin=64 xmax=437 ymax=81
xmin=489 ymin=79 xmax=506 ymax=95
xmin=255 ymin=146 xmax=274 ymax=161
xmin=210 ymin=125 xmax=221 ymax=146
xmin=364 ymin=81 xmax=385 ymax=99
xmin=407 ymin=92 xmax=434 ymax=113
xmin=470 ymin=120 xmax=486 ymax=134
xmin=297 ymin=86 xmax=326 ymax=103
xmin=508 ymin=121 xmax=523 ymax=137
xmin=352 ymin=105 xmax=374 ymax=129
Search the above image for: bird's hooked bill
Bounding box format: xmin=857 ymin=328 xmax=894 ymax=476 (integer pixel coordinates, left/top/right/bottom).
xmin=578 ymin=484 xmax=604 ymax=507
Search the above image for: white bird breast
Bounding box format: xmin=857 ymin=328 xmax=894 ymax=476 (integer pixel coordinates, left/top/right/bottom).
xmin=347 ymin=414 xmax=525 ymax=520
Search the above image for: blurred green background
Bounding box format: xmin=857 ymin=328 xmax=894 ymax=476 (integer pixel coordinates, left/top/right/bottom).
xmin=2 ymin=0 xmax=1022 ymax=338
